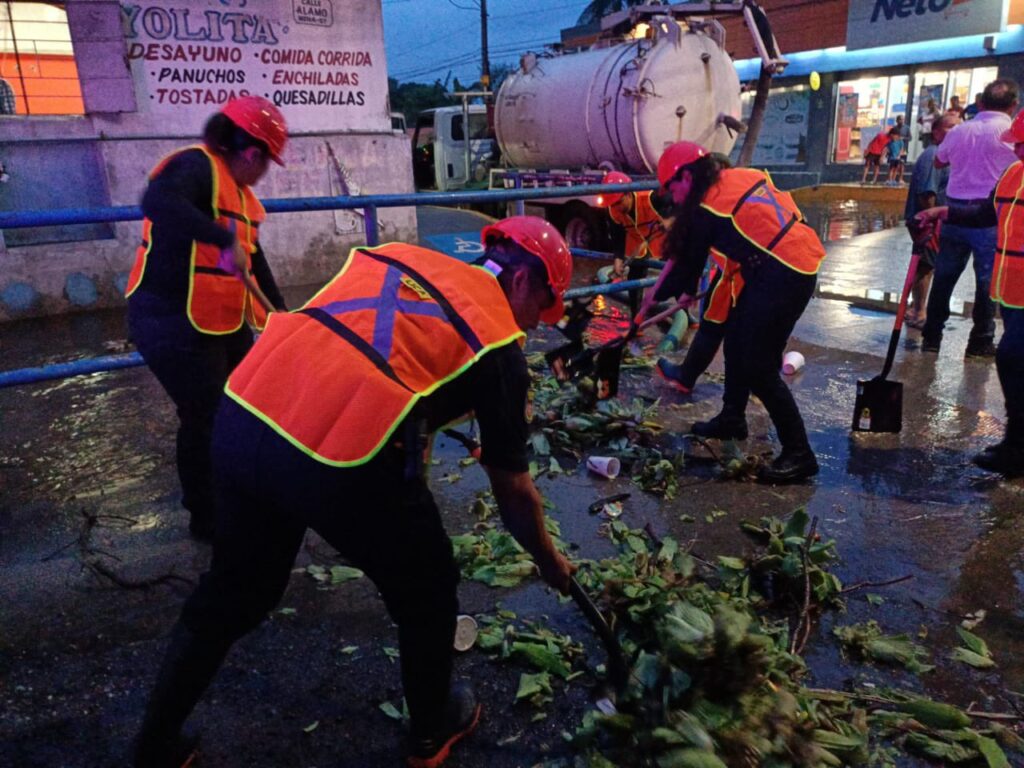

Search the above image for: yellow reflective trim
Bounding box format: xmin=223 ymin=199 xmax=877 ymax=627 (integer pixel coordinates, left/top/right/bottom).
xmin=995 ymin=162 xmax=1024 ymax=307
xmin=224 ymin=330 xmax=526 ymax=467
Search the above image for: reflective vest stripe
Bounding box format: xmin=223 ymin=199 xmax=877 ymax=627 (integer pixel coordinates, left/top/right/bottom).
xmin=766 ymin=214 xmax=799 ymax=251
xmin=358 ymin=248 xmax=484 ymax=353
xmin=300 ymin=306 xmax=414 ymax=390
xmin=732 ymin=179 xmax=765 ymax=214
xmin=994 ymin=161 xmax=1024 ymax=308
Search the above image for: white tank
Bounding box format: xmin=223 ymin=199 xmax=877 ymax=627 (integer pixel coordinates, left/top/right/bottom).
xmin=495 ymin=18 xmax=741 ymax=174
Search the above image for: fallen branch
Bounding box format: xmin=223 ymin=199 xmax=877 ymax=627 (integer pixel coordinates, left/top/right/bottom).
xmin=840 ymin=574 xmax=914 ymax=594
xmin=790 ymin=515 xmax=818 ymax=655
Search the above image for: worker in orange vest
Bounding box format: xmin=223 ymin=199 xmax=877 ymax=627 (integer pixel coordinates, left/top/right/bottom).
xmin=653 ymin=141 xmax=826 ymax=483
xmin=595 ymin=171 xmax=690 ymax=348
xmin=125 ymin=96 xmax=289 ymax=540
xmin=916 ymin=109 xmax=1024 ymax=476
xmin=133 ymin=216 xmax=577 ymax=768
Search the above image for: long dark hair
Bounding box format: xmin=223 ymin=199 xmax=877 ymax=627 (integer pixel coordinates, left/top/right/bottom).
xmin=664 ymin=153 xmax=730 ymax=259
xmin=202 ymin=113 xmax=269 ymax=160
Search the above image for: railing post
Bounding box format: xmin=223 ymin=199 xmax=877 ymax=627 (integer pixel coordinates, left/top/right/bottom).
xmin=514 ymin=176 xmax=525 ymax=217
xmin=364 ymin=205 xmax=379 ymax=246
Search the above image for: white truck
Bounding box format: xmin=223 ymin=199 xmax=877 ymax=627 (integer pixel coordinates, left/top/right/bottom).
xmin=410 ymin=2 xmax=785 ymax=248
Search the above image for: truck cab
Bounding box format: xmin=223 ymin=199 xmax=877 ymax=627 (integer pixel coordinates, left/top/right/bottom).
xmin=412 ymin=105 xmax=497 ymax=191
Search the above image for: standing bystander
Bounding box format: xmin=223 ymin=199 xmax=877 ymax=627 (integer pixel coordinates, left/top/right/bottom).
xmin=964 ymin=93 xmax=983 ymax=120
xmin=861 ymin=129 xmax=890 ymax=184
xmin=903 ymin=113 xmax=958 ymax=329
xmin=917 ymin=98 xmax=940 ymax=148
xmin=947 ymin=95 xmax=967 ymax=120
xmin=921 ymin=78 xmax=1018 ymax=357
xmin=886 ymin=127 xmax=906 ymax=185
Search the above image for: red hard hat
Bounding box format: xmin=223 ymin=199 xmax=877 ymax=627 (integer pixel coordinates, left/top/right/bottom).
xmin=1003 ymin=110 xmax=1024 ymax=144
xmin=657 ymin=141 xmax=708 ymax=188
xmin=221 ymin=96 xmax=288 ymax=165
xmin=481 ymin=215 xmax=573 ymax=325
xmin=596 ymin=171 xmax=632 ymax=208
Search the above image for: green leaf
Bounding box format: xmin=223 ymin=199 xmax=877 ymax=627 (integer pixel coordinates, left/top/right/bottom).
xmin=529 ymin=432 xmax=551 ymax=456
xmin=866 ymin=594 xmax=884 ymax=606
xmin=512 ymin=642 xmax=571 ymax=679
xmin=951 ymin=647 xmax=997 ymax=669
xmin=515 ymin=671 xmax=552 ymax=701
xmin=956 ymin=626 xmax=992 ymax=658
xmin=379 ymin=702 xmax=403 ymax=720
xmin=782 ymin=507 xmax=810 ymax=539
xmin=975 ymin=734 xmax=1011 ymax=768
xmin=302 ymin=720 xmax=319 ymax=733
xmin=717 ymin=556 xmax=746 ymax=571
xmin=340 ymin=645 xmax=358 ymax=655
xmin=277 ymin=607 xmax=297 ymax=615
xmin=383 ymin=646 xmax=400 ymax=662
xmin=329 ymin=565 xmax=363 ymax=584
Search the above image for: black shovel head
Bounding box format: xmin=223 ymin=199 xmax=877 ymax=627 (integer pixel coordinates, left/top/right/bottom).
xmin=851 ymin=377 xmax=903 ymax=433
xmin=594 ymin=341 xmax=625 ymax=400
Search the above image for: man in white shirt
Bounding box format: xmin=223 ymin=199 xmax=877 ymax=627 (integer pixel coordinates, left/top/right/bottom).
xmin=922 ymin=79 xmax=1019 ymax=357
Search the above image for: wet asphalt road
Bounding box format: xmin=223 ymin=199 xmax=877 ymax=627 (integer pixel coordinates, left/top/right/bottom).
xmin=1 ymin=204 xmax=1022 ymax=767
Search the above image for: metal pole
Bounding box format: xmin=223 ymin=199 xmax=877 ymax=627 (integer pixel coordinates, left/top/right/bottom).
xmin=461 ymin=95 xmax=471 ymax=187
xmin=480 ymin=0 xmax=490 ymax=98
xmin=364 ymin=205 xmax=379 ymax=246
xmin=4 ymin=1 xmax=29 ymax=115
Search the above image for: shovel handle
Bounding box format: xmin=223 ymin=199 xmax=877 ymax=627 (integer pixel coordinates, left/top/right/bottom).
xmin=239 ymin=269 xmax=276 ymax=315
xmin=569 ymin=577 xmax=629 ymax=688
xmin=879 ymin=250 xmax=921 ymax=381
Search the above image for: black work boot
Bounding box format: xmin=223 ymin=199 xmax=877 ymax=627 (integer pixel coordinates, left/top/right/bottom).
xmin=691 ymin=412 xmax=748 ymax=440
xmin=972 ymin=441 xmax=1024 ymax=476
xmin=134 ymin=624 xmax=232 ymax=768
xmin=758 ymin=448 xmax=819 ymax=484
xmin=406 ymin=681 xmax=481 ymax=768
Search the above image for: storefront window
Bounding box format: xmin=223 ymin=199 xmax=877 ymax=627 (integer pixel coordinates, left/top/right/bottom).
xmin=0 ymin=1 xmax=84 ymax=115
xmin=906 ymin=66 xmax=998 ymax=160
xmin=832 ymin=75 xmax=907 ymax=164
xmin=728 ymin=85 xmax=810 ymax=166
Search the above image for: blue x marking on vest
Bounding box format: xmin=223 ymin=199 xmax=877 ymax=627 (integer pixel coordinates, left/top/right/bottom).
xmin=317 ymin=266 xmax=449 ymax=360
xmin=745 ymin=185 xmax=790 ymax=229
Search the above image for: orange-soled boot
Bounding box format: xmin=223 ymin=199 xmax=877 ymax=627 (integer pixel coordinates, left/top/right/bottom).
xmin=406 ymin=682 xmax=481 ymax=768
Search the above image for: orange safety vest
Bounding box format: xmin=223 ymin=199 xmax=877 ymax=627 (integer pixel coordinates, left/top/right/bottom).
xmin=225 ymin=243 xmax=525 ymax=466
xmin=701 ymin=168 xmax=825 ymax=276
xmin=608 ymin=191 xmax=667 ymax=260
xmin=994 ymin=160 xmax=1024 ymax=309
xmin=125 ymin=144 xmax=268 ymax=334
xmin=703 ymin=249 xmax=745 ymax=324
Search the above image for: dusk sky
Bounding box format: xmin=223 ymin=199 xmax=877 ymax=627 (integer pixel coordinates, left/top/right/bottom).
xmin=382 ymin=0 xmax=591 ymax=86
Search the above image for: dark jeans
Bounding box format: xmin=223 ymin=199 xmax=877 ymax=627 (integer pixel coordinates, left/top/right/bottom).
xmin=128 ymin=298 xmax=253 ymax=526
xmin=921 ymin=223 xmax=996 ymax=348
xmin=179 ymin=398 xmax=460 ymax=737
xmin=676 ymin=270 xmax=728 ymax=388
xmin=722 ymin=258 xmax=816 ymax=452
xmin=998 ymin=306 xmax=1024 ymax=445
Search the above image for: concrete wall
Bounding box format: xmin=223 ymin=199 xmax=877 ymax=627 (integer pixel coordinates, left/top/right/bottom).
xmin=0 ymin=0 xmax=416 ymax=322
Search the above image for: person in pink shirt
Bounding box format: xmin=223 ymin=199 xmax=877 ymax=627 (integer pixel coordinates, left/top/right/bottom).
xmin=921 ymin=78 xmax=1019 ymax=357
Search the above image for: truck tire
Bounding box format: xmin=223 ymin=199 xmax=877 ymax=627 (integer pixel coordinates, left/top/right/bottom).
xmin=559 ymin=203 xmax=606 ymax=251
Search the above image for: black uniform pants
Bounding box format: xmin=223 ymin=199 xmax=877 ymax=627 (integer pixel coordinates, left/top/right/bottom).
xmin=128 ymin=302 xmax=252 ymax=527
xmin=721 ymin=258 xmax=816 ymax=452
xmin=676 ymin=269 xmax=728 ymax=389
xmin=179 ymin=398 xmax=460 ymax=737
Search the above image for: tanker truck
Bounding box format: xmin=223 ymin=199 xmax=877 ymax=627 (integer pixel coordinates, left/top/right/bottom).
xmin=410 ymin=2 xmax=785 ymax=248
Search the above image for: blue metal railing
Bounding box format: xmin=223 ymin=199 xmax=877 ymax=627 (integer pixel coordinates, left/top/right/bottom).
xmin=0 ymin=180 xmax=662 ymax=388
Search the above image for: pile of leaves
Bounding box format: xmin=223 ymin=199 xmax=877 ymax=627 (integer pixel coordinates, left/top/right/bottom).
xmin=471 ymin=512 xmax=1022 ymax=767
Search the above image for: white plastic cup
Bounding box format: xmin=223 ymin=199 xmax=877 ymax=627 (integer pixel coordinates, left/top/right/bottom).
xmin=453 ymin=615 xmax=478 ymax=652
xmin=782 ymin=350 xmax=805 ymax=375
xmin=586 ymin=456 xmax=621 ymax=479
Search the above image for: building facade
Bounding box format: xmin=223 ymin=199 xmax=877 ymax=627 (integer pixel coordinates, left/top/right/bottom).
xmin=0 ymin=0 xmax=415 ymax=320
xmin=722 ymin=0 xmax=1024 ymax=187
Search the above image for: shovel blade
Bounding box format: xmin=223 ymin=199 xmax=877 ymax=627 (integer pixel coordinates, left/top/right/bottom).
xmin=852 ymin=378 xmax=903 ymax=433
xmin=546 ymin=339 xmax=590 ymax=381
xmin=595 ymin=343 xmax=625 ymax=400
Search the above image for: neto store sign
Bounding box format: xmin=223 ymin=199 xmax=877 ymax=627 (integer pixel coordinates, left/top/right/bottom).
xmin=121 ymin=0 xmax=386 ymax=131
xmin=847 ymin=0 xmax=1009 ymax=50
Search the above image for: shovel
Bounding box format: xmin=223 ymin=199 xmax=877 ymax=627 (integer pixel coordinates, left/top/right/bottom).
xmin=569 ymin=576 xmax=629 ymax=693
xmin=851 ymin=250 xmax=921 ymax=434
